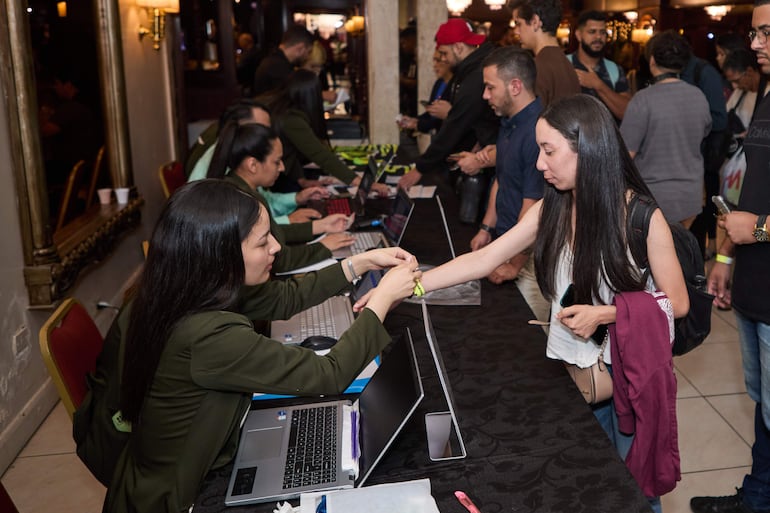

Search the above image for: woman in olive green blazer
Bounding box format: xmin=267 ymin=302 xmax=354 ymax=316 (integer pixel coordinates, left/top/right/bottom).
xmin=76 ymin=180 xmax=421 ymax=513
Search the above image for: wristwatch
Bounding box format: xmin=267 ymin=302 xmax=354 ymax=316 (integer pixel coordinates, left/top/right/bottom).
xmin=754 ymin=214 xmax=769 ymax=242
xmin=479 ymin=223 xmax=494 ymax=235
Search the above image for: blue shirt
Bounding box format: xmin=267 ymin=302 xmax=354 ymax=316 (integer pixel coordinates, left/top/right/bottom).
xmin=495 ymin=98 xmax=545 ymax=234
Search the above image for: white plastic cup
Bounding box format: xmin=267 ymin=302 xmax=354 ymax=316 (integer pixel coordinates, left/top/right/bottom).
xmin=115 ymin=187 xmax=129 ymax=204
xmin=97 ymin=188 xmax=112 ymax=205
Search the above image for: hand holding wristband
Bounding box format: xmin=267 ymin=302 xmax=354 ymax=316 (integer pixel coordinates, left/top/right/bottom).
xmin=715 ymin=254 xmax=734 ymax=265
xmin=413 ymin=279 xmax=425 ymax=297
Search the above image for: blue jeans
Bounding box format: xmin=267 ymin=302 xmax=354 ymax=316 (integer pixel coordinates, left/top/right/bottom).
xmin=737 ymin=311 xmax=770 ymax=511
xmin=593 ymin=371 xmax=662 ymax=513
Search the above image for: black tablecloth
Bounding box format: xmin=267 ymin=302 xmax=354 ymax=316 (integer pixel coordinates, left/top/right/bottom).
xmin=193 ymin=187 xmax=652 ymax=513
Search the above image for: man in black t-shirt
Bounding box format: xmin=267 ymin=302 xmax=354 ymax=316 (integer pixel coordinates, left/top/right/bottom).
xmin=691 ymin=2 xmax=770 ymax=513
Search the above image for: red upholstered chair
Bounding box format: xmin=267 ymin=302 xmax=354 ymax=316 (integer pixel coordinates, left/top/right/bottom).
xmin=39 ymin=298 xmax=104 ymax=420
xmin=158 ymin=161 xmax=186 ymax=199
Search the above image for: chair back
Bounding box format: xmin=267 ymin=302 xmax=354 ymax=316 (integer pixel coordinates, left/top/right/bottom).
xmin=55 ymin=160 xmax=87 ymax=231
xmin=86 ymin=146 xmax=107 ymax=208
xmin=159 ymin=161 xmax=186 ymax=198
xmin=39 ymin=298 xmax=104 ymax=420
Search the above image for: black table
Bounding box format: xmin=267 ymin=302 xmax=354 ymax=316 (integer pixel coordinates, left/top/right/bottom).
xmin=194 ymin=186 xmax=652 ymax=513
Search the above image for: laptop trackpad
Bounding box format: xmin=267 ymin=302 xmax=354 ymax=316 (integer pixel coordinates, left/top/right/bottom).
xmin=242 ymin=427 xmax=284 ymax=460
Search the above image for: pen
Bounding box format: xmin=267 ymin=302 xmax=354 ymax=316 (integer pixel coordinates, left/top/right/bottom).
xmin=454 ymin=490 xmax=482 ymax=513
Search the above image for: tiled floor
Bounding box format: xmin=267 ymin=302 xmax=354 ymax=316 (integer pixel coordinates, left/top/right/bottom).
xmin=0 ymin=308 xmax=752 ymax=513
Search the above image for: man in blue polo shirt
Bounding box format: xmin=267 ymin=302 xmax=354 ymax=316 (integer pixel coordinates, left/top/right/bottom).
xmin=568 ymin=10 xmax=631 ymax=122
xmin=469 ymin=46 xmax=548 ymax=323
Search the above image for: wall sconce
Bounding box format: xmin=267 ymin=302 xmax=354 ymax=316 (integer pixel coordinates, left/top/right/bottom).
xmin=556 ymin=22 xmax=570 ymax=46
xmin=57 ymin=1 xmax=67 ymax=17
xmin=631 ymin=26 xmax=653 ymax=44
xmin=137 ymin=0 xmax=179 ymax=50
xmin=446 ymin=0 xmax=472 ymax=16
xmin=344 ymin=15 xmax=365 ymax=36
xmin=623 ymin=11 xmax=638 ymax=23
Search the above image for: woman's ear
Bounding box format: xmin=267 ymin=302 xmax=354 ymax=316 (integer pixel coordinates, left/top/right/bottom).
xmin=244 ymin=156 xmax=261 ymax=176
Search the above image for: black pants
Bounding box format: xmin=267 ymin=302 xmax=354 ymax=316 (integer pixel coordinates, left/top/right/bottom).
xmin=690 ymin=130 xmax=729 ymax=256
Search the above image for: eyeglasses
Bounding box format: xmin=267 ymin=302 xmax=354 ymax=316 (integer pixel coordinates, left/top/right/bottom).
xmin=748 ymin=27 xmax=770 ymax=45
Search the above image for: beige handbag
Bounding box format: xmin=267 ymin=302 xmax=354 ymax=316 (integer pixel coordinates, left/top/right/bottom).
xmin=564 ymin=333 xmax=613 ymax=404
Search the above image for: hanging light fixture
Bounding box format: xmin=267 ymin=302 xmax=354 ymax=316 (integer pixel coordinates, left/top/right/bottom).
xmin=446 ymin=0 xmax=472 ymax=16
xmin=704 ymin=5 xmax=732 ymax=20
xmin=485 ymin=0 xmax=506 ymax=10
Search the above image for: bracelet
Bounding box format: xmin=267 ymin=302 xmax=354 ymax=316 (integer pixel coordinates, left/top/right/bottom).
xmin=479 ymin=224 xmax=494 ymax=234
xmin=413 ymin=279 xmax=425 ymax=297
xmin=715 ymin=254 xmax=734 ymax=265
xmin=346 ymin=258 xmax=361 ymax=282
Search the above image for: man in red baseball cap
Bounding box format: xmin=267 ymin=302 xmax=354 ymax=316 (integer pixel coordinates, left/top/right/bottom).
xmin=398 ymin=18 xmax=498 ymax=200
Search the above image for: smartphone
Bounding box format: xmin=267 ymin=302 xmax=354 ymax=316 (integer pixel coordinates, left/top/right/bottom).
xmin=560 ymin=284 xmax=608 ymax=345
xmin=420 ymin=100 xmax=431 ymax=106
xmin=712 ymin=195 xmax=732 ymax=215
xmin=447 ymin=153 xmax=462 ymax=161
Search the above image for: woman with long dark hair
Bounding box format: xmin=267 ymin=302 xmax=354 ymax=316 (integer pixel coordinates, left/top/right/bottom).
xmin=209 ymin=121 xmax=354 ymax=272
xmin=85 ymin=179 xmax=419 ymax=513
xmin=356 ymin=95 xmax=689 ymax=511
xmin=258 ymin=69 xmax=388 ymax=194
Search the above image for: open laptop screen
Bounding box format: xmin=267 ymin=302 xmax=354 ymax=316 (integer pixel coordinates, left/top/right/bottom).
xmin=356 ymin=329 xmax=424 ymax=486
xmin=382 ymin=188 xmax=414 ymax=246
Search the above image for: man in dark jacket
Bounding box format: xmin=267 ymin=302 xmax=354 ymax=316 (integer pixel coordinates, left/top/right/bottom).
xmin=252 ymin=25 xmax=313 ymax=96
xmin=398 ymin=19 xmax=498 ymax=191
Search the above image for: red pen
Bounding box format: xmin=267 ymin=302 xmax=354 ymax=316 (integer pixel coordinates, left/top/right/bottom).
xmin=454 ymin=490 xmax=482 ymax=513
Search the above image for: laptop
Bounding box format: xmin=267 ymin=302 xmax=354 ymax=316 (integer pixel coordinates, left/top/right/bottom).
xmin=269 ymin=295 xmax=354 ymax=345
xmin=331 ymin=187 xmax=415 ymax=259
xmin=319 ymin=157 xmax=382 ymax=217
xmin=225 ymin=330 xmax=425 ymax=505
xmin=269 ymin=268 xmax=389 ymax=345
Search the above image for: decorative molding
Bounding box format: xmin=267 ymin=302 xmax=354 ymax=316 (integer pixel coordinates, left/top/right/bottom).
xmin=24 ymin=198 xmax=144 ymax=308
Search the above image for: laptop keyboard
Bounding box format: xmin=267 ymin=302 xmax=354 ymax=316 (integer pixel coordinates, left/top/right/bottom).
xmin=299 ymin=301 xmax=338 ymax=339
xmin=326 ymin=198 xmax=352 ymax=216
xmin=351 ymin=232 xmax=381 ymax=255
xmin=283 ymin=405 xmax=338 ymax=489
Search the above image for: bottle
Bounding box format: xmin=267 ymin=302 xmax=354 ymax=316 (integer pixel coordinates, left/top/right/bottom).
xmin=459 ymin=175 xmax=483 ymax=224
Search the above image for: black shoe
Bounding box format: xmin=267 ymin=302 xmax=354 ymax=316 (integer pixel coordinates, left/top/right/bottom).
xmin=690 ymin=489 xmax=757 ymax=513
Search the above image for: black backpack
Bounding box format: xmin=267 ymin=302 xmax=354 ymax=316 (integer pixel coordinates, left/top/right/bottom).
xmin=627 ymin=194 xmax=714 ymax=355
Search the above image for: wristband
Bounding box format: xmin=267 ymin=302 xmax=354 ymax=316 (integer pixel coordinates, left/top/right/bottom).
xmin=346 ymin=258 xmax=361 ymax=282
xmin=413 ymin=279 xmax=425 ymax=297
xmin=479 ymin=223 xmax=494 ymax=234
xmin=715 ymin=254 xmax=734 ymax=265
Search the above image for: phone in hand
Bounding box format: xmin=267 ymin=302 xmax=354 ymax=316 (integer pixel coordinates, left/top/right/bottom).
xmin=447 ymin=153 xmax=462 ymax=161
xmin=420 ymin=100 xmax=431 ymax=106
xmin=559 ymin=284 xmax=608 ymax=345
xmin=712 ymin=195 xmax=732 ymax=216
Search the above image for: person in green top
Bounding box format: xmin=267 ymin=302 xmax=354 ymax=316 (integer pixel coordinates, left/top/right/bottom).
xmin=209 ymin=122 xmax=354 ymax=273
xmin=80 ymin=179 xmax=420 ymax=513
xmin=257 ymin=69 xmax=390 ymax=195
xmin=187 ymin=99 xmax=332 ymax=225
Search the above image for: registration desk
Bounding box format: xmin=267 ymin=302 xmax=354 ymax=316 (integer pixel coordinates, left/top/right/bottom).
xmin=194 ymin=184 xmax=652 ymax=513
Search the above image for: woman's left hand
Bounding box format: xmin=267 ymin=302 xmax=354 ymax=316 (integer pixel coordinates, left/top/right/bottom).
xmin=556 ymin=304 xmax=615 ymax=340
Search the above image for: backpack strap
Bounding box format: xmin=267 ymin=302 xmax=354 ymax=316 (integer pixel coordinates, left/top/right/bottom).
xmin=603 ymin=58 xmax=620 ymax=88
xmin=627 ymin=194 xmax=657 ymax=272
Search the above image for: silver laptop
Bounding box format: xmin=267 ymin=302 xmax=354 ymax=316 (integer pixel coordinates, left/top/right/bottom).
xmin=332 ymin=188 xmax=415 ymax=258
xmin=225 ymin=330 xmax=424 ymax=506
xmin=269 ymin=295 xmax=354 ymax=345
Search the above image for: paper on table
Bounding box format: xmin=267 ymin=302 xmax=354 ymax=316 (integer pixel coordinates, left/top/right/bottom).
xmin=299 ymin=479 xmax=440 ymax=513
xmin=407 ymin=185 xmax=436 ymax=199
xmin=324 ymin=88 xmax=351 ymax=111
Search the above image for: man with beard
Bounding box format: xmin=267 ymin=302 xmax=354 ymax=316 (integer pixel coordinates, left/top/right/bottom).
xmin=468 ymin=47 xmax=549 ymax=323
xmin=568 ymin=10 xmax=631 ymax=121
